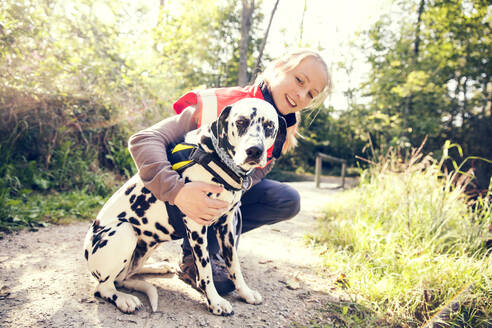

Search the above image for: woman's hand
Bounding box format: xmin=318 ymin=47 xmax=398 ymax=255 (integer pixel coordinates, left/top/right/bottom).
xmin=174 ymin=182 xmax=229 ymax=225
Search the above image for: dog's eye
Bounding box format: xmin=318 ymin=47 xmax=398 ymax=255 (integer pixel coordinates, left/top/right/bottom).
xmin=236 ymin=118 xmax=249 ymax=127
xmin=263 ymin=122 xmax=274 ymax=131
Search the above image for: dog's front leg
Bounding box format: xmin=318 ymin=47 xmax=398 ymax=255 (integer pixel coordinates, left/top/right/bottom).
xmin=183 ymin=218 xmax=234 ymax=316
xmin=216 ymin=212 xmax=262 ymax=305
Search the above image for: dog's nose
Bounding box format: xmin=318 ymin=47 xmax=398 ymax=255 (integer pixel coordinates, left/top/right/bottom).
xmin=246 ymin=145 xmax=264 ymax=160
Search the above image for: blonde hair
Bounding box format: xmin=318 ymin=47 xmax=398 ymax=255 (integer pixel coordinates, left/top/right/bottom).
xmin=256 ymin=50 xmax=332 ymax=153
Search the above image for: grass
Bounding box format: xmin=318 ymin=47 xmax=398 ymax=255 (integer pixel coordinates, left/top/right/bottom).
xmin=307 ymin=143 xmax=492 ymax=327
xmin=0 ymin=188 xmax=107 ymax=236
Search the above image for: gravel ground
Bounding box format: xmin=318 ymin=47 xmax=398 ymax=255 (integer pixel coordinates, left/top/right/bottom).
xmin=0 ymin=180 xmax=350 ymax=328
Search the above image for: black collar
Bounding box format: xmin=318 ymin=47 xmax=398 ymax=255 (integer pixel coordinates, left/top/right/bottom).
xmin=259 ymin=81 xmax=297 ymax=128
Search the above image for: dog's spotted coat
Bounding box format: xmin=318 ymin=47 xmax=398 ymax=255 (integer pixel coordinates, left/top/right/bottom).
xmin=83 ymin=98 xmax=286 ymax=316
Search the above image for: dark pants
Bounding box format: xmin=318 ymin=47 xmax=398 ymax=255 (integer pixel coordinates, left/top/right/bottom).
xmin=182 ymin=179 xmax=300 ymax=255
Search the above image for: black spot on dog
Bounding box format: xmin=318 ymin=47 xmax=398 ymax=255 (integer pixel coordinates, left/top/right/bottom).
xmin=201 ymin=258 xmax=207 ymax=267
xmin=200 ymin=279 xmax=206 ymax=291
xmin=133 ymin=227 xmax=141 ymax=235
xmin=100 ymin=275 xmax=110 ymax=283
xmin=84 ymin=249 xmax=88 ymax=260
xmin=94 ymin=291 xmax=102 ymax=298
xmin=171 ymin=233 xmax=181 ymax=240
xmin=143 ymin=230 xmax=153 ymax=237
xmin=193 ymin=245 xmax=203 ymax=259
xmin=106 ymin=295 xmax=116 ymax=306
xmin=148 ymin=195 xmax=157 ymax=203
xmin=141 ymin=187 xmax=151 ymax=194
xmin=184 ymin=177 xmax=191 ymax=184
xmin=155 ymin=222 xmax=170 ymax=235
xmin=201 ymin=226 xmax=207 ymax=234
xmin=264 ymin=124 xmax=274 ymax=138
xmin=108 ymin=230 xmax=116 ymax=236
xmin=206 ymin=192 xmax=213 ymax=197
xmin=197 ymin=237 xmax=204 ymax=244
xmin=98 ymin=239 xmax=108 ymax=249
xmin=131 ymin=194 xmax=151 ymax=217
xmin=129 ymin=217 xmax=140 ymax=226
xmin=117 ymin=212 xmax=126 ymax=218
xmin=92 ymin=229 xmax=110 ymax=254
xmin=237 ymin=121 xmax=248 ymax=137
xmin=134 ymin=240 xmax=148 ymax=263
xmin=112 ymin=294 xmax=118 ymax=301
xmin=149 ymin=241 xmax=156 ymax=247
xmin=125 ymin=184 xmax=136 ymax=195
xmin=129 ymin=194 xmax=136 ymax=203
xmin=222 ymin=246 xmax=233 ymax=267
xmin=92 ymin=271 xmax=101 ymax=280
xmin=191 ymin=231 xmax=199 ymax=241
xmin=92 ymin=220 xmax=102 ymax=233
xmin=200 ymin=135 xmax=214 ymax=151
xmin=217 ymin=214 xmax=227 ymax=225
xmin=142 ymin=217 xmax=148 ymax=224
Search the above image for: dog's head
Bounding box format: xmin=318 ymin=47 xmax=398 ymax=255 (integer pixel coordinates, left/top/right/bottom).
xmin=212 ymin=98 xmax=287 ymax=171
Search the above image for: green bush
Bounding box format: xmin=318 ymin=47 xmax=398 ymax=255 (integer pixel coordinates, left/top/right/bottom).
xmin=309 ymin=143 xmax=492 ymax=327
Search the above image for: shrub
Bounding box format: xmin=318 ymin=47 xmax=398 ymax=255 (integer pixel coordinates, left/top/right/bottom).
xmin=310 ymin=142 xmax=492 ymax=327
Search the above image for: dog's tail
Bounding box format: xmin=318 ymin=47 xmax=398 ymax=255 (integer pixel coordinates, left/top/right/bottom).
xmin=118 ymin=279 xmax=158 ymax=312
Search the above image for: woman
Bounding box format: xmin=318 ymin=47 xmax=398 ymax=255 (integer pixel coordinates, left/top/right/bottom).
xmin=129 ymin=49 xmax=332 ymax=295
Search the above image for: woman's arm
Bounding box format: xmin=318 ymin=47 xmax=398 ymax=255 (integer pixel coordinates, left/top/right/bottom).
xmin=128 ymin=106 xmax=228 ymax=224
xmin=128 ymin=106 xmax=198 ymax=204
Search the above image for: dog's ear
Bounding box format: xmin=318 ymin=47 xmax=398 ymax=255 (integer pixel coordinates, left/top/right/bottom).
xmin=217 ymin=105 xmax=232 ymax=138
xmin=272 ymin=115 xmax=287 ymax=159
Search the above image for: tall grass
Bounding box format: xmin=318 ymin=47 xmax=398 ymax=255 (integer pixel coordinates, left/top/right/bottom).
xmin=310 ymin=142 xmax=492 ymax=327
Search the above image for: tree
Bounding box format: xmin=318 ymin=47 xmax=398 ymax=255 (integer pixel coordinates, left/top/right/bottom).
xmin=238 ymin=0 xmax=255 ymax=86
xmin=251 ymin=0 xmax=280 ymax=83
xmin=342 ymin=0 xmax=491 ymax=188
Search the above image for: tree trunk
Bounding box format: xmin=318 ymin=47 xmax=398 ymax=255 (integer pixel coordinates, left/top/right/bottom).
xmin=403 ymin=0 xmax=425 ymax=141
xmin=238 ymin=0 xmax=255 ymax=86
xmin=250 ymin=0 xmax=280 ymax=84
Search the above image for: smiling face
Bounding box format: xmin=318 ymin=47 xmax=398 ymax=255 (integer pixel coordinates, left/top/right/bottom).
xmin=268 ymin=56 xmax=328 ymax=115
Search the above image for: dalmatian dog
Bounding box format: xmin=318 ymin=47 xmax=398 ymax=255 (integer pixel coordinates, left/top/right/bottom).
xmin=83 ymin=98 xmax=286 ymax=316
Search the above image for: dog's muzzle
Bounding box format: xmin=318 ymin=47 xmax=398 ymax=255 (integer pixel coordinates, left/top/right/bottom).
xmin=245 ymin=144 xmax=265 ymax=164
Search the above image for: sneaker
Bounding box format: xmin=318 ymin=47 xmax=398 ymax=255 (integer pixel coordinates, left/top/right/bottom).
xmin=178 ymin=252 xmax=235 ymax=296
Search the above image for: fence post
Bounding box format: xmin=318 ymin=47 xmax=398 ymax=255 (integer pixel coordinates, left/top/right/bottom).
xmin=315 ymin=154 xmax=322 ymax=188
xmin=341 ymin=162 xmax=346 ymax=189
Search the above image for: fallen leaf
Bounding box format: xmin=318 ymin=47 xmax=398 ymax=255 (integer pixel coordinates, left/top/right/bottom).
xmin=259 ymin=259 xmax=272 ymax=264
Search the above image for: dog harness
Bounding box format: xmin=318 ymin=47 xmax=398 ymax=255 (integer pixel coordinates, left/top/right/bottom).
xmin=168 ymin=142 xmax=252 ymax=191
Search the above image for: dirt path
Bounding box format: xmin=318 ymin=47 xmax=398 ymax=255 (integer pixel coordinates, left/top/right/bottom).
xmin=0 ymin=180 xmax=350 ymax=328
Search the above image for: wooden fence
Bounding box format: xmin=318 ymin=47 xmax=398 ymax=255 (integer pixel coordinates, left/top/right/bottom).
xmin=315 ymin=152 xmax=347 ymax=189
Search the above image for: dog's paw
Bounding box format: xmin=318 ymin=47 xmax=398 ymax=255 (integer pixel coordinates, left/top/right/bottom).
xmin=114 ymin=292 xmax=143 ymax=313
xmin=238 ymin=288 xmax=262 ymax=305
xmin=208 ymin=297 xmax=234 ymax=316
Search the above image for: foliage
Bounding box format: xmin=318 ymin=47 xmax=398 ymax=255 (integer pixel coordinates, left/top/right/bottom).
xmin=309 ymin=143 xmax=492 ymax=327
xmin=323 ymin=0 xmax=491 ymax=190
xmin=0 ymin=188 xmax=107 ymax=234
xmin=0 ymin=0 xmax=270 ymax=232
